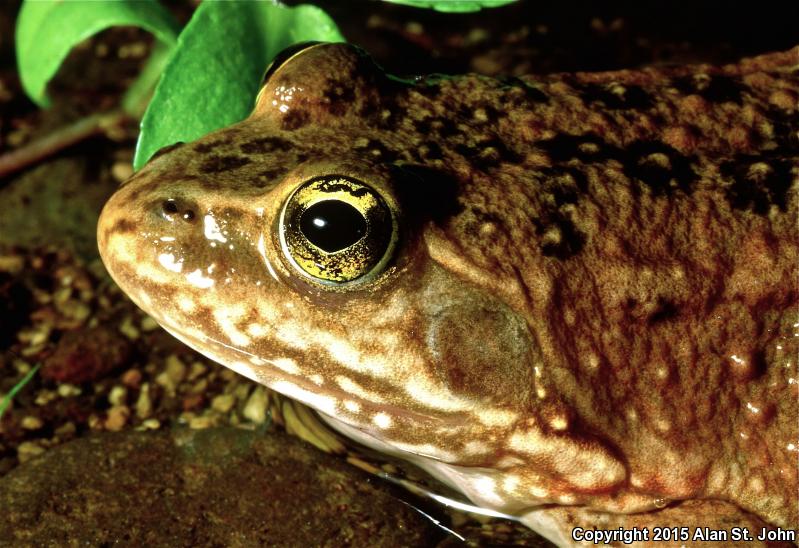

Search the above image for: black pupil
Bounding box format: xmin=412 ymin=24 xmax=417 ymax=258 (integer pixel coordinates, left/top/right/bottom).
xmin=299 ymin=200 xmax=367 ymax=253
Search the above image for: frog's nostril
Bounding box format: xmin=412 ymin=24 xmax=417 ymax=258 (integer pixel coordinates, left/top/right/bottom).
xmin=160 ymin=198 xmax=197 ymax=223
xmin=162 ymin=200 xmax=179 ymax=215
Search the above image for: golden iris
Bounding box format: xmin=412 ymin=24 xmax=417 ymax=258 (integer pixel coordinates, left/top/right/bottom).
xmin=279 ymin=176 xmax=396 ymax=284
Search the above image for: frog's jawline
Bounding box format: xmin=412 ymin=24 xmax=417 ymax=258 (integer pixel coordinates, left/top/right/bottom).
xmin=158 ymin=321 xmax=445 ymax=429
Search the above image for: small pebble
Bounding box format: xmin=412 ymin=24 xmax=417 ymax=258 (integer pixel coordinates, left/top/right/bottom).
xmin=54 ymin=422 xmax=77 ymax=436
xmin=119 ymin=316 xmax=140 ymax=340
xmin=233 ymin=383 xmax=252 ymax=402
xmin=188 ymin=415 xmax=215 ymax=430
xmin=182 ymin=393 xmax=204 ymax=411
xmin=189 ymin=378 xmax=208 ymax=395
xmin=121 ymin=368 xmax=142 ymax=388
xmin=220 ymin=368 xmax=237 ymax=381
xmin=0 ymin=255 xmax=24 ymax=273
xmin=20 ymin=416 xmax=44 ymax=430
xmin=6 ymin=129 xmax=28 ymax=147
xmin=111 ymin=161 xmax=134 ymax=182
xmin=105 ymin=405 xmax=130 ymax=431
xmin=211 ymin=393 xmax=235 ymax=413
xmin=17 ymin=441 xmax=45 ymax=463
xmin=141 ymin=418 xmax=160 ymax=430
xmin=139 ymin=315 xmax=159 ymax=332
xmin=242 ymin=387 xmax=268 ymax=424
xmin=157 ymin=355 xmax=186 ymax=395
xmin=118 ymin=41 xmax=148 ymax=59
xmin=12 ymin=359 xmax=31 ymax=374
xmin=58 ymin=299 xmax=91 ymax=322
xmin=164 ymin=355 xmax=186 ymax=384
xmin=135 ymin=383 xmax=152 ymax=419
xmin=53 ymin=287 xmax=72 ymax=304
xmin=108 ymin=385 xmax=127 ymax=406
xmin=57 ymin=384 xmax=82 ymax=398
xmin=18 ymin=325 xmax=51 ymax=346
xmin=35 ymin=390 xmax=57 ymax=406
xmin=187 ymin=361 xmax=207 ymax=381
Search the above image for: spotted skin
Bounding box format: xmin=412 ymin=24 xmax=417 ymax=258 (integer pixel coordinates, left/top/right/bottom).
xmin=98 ymin=44 xmax=799 ymax=546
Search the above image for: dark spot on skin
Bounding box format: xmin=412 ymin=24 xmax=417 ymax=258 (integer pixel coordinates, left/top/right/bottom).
xmin=109 ymin=218 xmax=137 ymax=235
xmin=647 ymin=299 xmax=679 ymax=324
xmin=578 ymin=82 xmax=652 ymax=110
xmin=466 ymin=204 xmax=503 ymax=226
xmin=118 ymin=169 xmax=147 ymax=189
xmin=357 ymin=103 xmax=376 ymax=120
xmin=150 ymin=141 xmax=185 ymax=161
xmin=254 ymin=169 xmax=285 ymax=188
xmin=281 ymin=109 xmax=310 ymax=131
xmin=124 ymin=178 xmax=160 ymax=202
xmin=750 ymin=349 xmax=768 ymax=379
xmin=239 ymin=137 xmax=291 ymax=155
xmin=353 ymin=139 xmax=398 ymax=163
xmin=414 ymin=76 xmax=447 ymax=98
xmin=623 ymin=141 xmax=697 ymax=196
xmin=468 ymin=104 xmax=501 ymax=125
xmin=527 ymin=166 xmax=590 ymax=260
xmin=393 ymin=165 xmax=463 ymax=225
xmin=536 ymin=133 xmax=622 ymax=164
xmin=767 ymin=108 xmax=799 ymax=152
xmin=414 ymin=117 xmax=436 ymax=136
xmin=199 ymin=155 xmax=251 ymax=174
xmin=540 ymin=167 xmax=588 ymax=202
xmin=497 ymin=76 xmax=549 ymax=103
xmin=193 ymin=139 xmax=232 ymax=154
xmin=374 ymin=109 xmax=397 ymax=130
xmin=720 ymin=155 xmax=794 ymax=214
xmin=456 ymin=138 xmax=522 ymax=170
xmin=672 ymin=75 xmax=746 ymax=104
xmin=437 ymin=118 xmax=462 ymax=139
xmin=536 ymin=213 xmax=585 ymax=259
xmin=538 ymin=134 xmax=700 ymax=198
xmin=420 ymin=141 xmax=443 ymax=160
xmin=324 ymin=80 xmax=356 ymax=116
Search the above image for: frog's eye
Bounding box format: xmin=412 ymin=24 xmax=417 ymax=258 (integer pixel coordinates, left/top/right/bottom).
xmin=279 ymin=176 xmax=397 ymax=285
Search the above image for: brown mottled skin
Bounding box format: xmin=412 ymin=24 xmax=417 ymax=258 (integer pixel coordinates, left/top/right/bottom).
xmin=98 ymin=44 xmax=799 ymax=546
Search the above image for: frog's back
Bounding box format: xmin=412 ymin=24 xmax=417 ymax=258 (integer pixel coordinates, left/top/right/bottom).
xmin=389 ymin=46 xmax=799 ymax=534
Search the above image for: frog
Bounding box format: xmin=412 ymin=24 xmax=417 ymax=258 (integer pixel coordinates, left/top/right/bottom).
xmin=97 ymin=42 xmax=799 ymax=546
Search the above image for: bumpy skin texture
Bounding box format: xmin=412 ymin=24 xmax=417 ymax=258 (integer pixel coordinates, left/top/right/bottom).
xmin=98 ymin=44 xmax=799 ymax=546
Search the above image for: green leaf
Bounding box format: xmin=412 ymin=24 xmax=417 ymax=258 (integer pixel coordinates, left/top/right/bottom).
xmin=133 ymin=2 xmax=344 ymax=170
xmin=16 ymin=0 xmax=180 ymax=107
xmin=383 ymin=0 xmax=517 ymax=12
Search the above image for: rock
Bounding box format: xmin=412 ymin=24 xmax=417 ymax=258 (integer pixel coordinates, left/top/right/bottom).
xmin=40 ymin=325 xmax=132 ymax=384
xmin=0 ymin=427 xmax=445 ymax=546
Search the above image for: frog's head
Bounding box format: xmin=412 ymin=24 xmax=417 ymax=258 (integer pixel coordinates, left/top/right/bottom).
xmin=98 ymin=43 xmax=626 ymax=515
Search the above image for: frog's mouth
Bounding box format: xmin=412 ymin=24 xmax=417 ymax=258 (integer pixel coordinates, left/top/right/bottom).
xmin=156 ymin=320 xmax=461 ymax=456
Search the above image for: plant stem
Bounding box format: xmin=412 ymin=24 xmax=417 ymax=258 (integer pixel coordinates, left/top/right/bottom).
xmin=0 ymin=363 xmax=41 ymax=420
xmin=0 ymin=109 xmax=130 ymax=180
